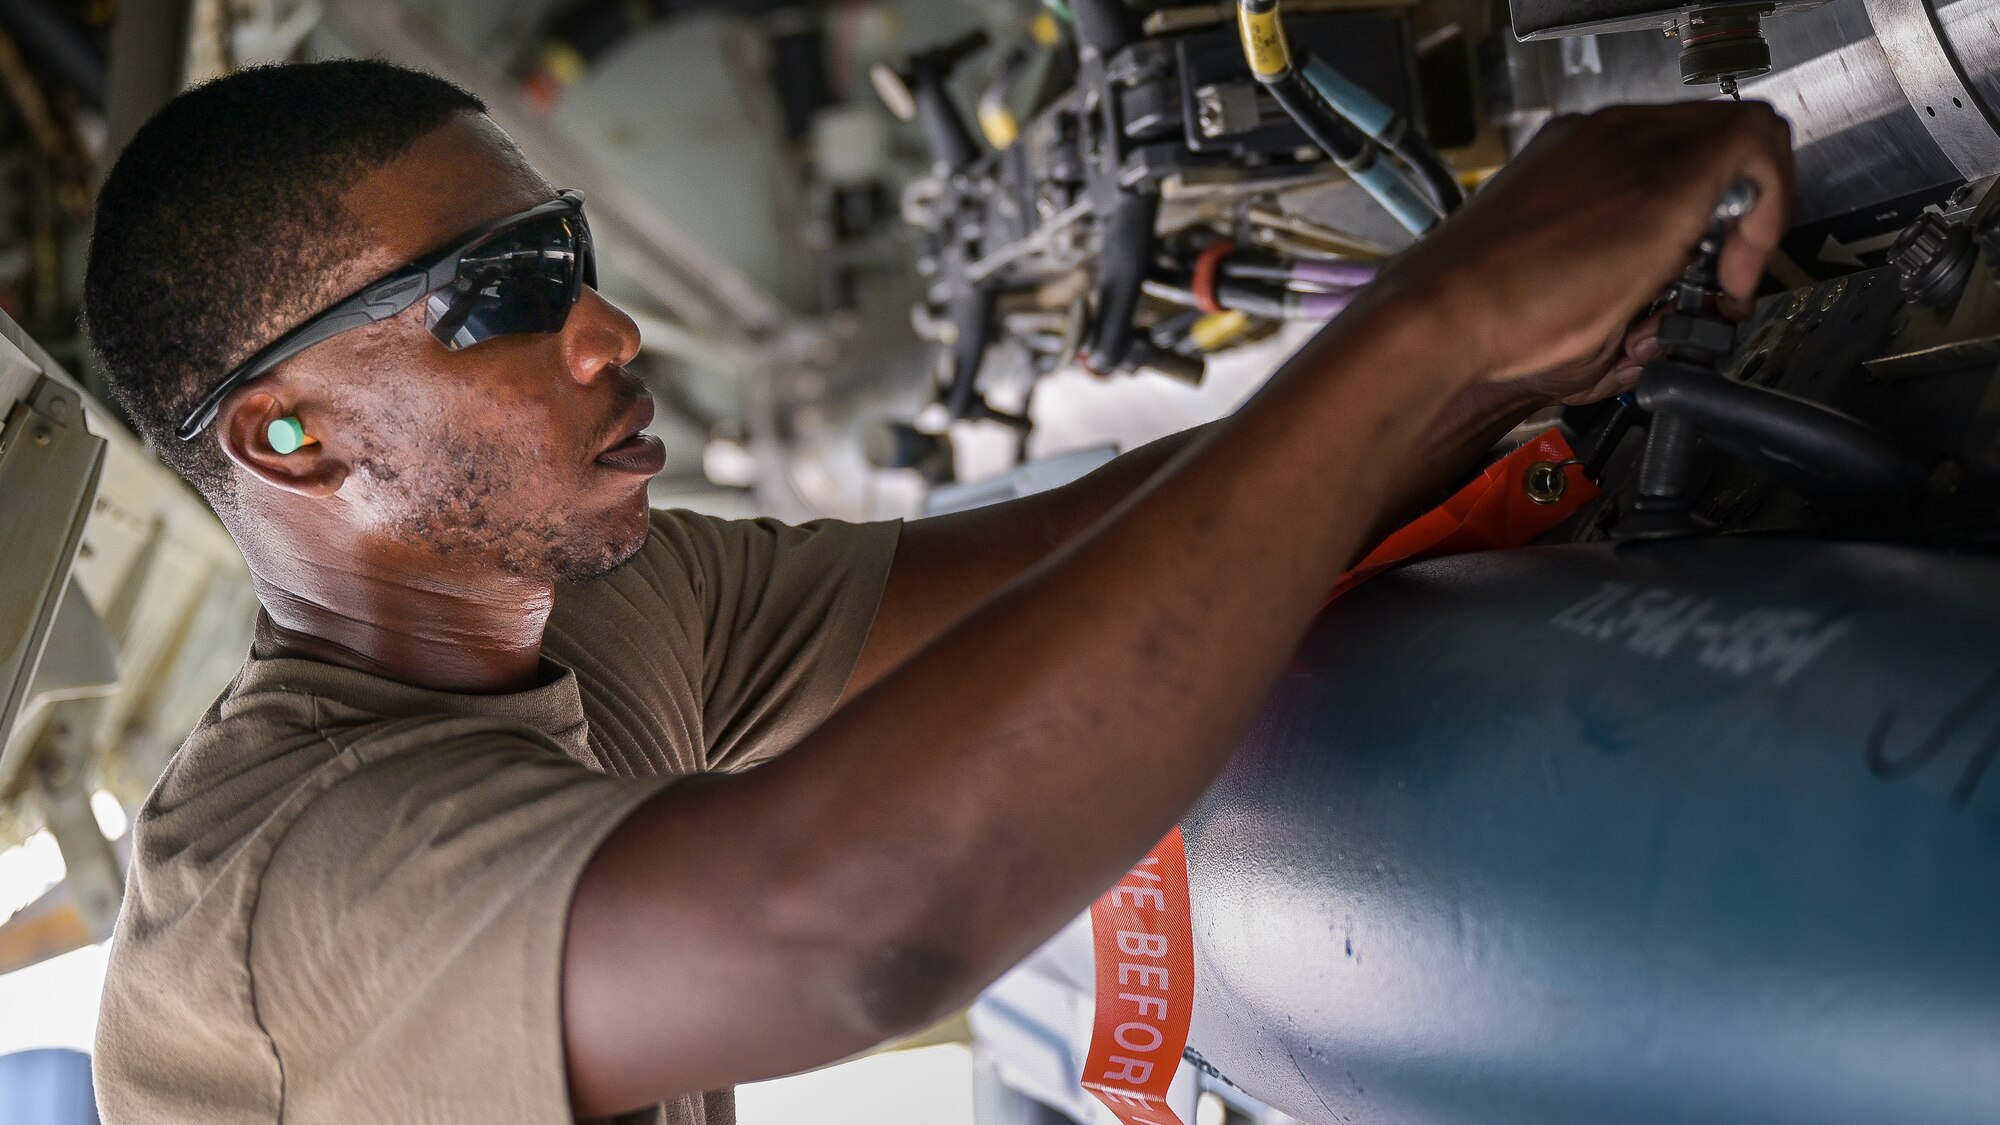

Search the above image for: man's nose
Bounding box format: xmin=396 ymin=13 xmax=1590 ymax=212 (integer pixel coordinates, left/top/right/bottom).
xmin=563 ymin=287 xmax=642 ymax=384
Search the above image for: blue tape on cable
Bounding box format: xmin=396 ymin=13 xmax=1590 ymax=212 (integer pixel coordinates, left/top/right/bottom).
xmin=1350 ymin=161 xmax=1437 ymax=234
xmin=1302 ymin=56 xmax=1395 ymax=141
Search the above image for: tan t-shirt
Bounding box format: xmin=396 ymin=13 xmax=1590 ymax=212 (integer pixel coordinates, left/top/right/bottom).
xmin=94 ymin=509 xmax=901 ymax=1125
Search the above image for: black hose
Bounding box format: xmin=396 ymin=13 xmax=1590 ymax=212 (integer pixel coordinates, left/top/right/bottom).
xmin=1394 ymin=129 xmax=1465 ymax=214
xmin=1083 ymin=190 xmax=1162 ymax=371
xmin=1068 ymin=0 xmax=1142 ymax=55
xmin=943 ymin=283 xmax=999 ymax=421
xmin=1264 ymin=74 xmax=1368 ymax=166
xmin=906 ymin=30 xmax=989 ymax=175
xmin=1150 ymin=274 xmax=1294 ymax=321
xmin=1635 ymin=364 xmax=1928 ymax=506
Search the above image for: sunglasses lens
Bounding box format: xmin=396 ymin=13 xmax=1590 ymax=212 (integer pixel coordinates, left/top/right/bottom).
xmin=425 ymin=212 xmax=587 ymax=350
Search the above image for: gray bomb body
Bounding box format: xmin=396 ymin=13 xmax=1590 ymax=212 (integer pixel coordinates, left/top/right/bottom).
xmin=1183 ymin=538 xmax=2000 ymax=1125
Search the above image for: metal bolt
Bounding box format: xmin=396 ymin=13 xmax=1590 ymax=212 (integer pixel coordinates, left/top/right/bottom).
xmin=1784 ymin=291 xmax=1811 ymax=319
xmin=1524 ymin=461 xmax=1570 ymax=505
xmin=1196 ymin=87 xmax=1227 ymax=139
xmin=1819 ymin=277 xmax=1847 ymax=311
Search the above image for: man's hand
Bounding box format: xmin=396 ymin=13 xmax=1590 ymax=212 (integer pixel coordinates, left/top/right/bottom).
xmin=563 ymin=102 xmax=1800 ymax=1118
xmin=1370 ymin=102 xmax=1793 ymax=402
xmin=845 ymin=106 xmax=1795 ymax=695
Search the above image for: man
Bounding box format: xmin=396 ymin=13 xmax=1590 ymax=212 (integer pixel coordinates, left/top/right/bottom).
xmin=82 ymin=60 xmax=1788 ymax=1124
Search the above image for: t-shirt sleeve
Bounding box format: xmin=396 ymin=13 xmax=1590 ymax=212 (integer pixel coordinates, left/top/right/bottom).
xmin=644 ymin=510 xmax=901 ymax=771
xmin=247 ymin=724 xmax=671 ymax=1124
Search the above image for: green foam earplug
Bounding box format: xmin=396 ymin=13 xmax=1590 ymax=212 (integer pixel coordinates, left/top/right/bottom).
xmin=267 ymin=416 xmax=313 ymax=454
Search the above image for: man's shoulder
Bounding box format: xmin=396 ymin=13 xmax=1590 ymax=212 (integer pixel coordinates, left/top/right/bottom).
xmin=128 ymin=671 xmax=581 ymax=934
xmin=101 ymin=694 xmax=661 ymax=1125
xmin=101 ymin=670 xmax=598 ymax=1122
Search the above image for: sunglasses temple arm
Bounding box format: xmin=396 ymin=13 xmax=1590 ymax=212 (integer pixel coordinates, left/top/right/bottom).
xmin=176 ymin=304 xmax=400 ymax=439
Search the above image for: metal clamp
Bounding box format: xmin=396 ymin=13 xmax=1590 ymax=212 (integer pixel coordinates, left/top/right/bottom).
xmin=1861 ymin=0 xmax=2000 ymax=180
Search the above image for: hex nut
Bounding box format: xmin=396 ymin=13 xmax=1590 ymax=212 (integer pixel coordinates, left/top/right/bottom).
xmin=1656 ymin=314 xmax=1735 ymax=360
xmin=1524 ymin=461 xmax=1569 ymax=505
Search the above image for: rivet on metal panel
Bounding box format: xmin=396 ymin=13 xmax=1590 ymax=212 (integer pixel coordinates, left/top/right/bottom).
xmin=1820 ymin=277 xmax=1849 ymax=311
xmin=1861 ymin=0 xmax=2000 ymax=180
xmin=1785 ymin=291 xmax=1813 ymax=319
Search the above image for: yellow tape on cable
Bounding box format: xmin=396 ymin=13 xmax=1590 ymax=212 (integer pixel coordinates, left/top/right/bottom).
xmin=1238 ymin=5 xmax=1292 ymax=79
xmin=1190 ymin=309 xmax=1251 ymax=352
xmin=979 ymin=104 xmax=1021 ymax=150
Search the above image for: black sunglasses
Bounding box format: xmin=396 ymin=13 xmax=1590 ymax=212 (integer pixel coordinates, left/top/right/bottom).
xmin=175 ymin=189 xmax=597 ymax=441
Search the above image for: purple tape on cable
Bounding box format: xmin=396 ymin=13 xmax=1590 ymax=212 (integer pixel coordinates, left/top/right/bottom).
xmin=1297 ymin=290 xmax=1356 ymax=320
xmin=1293 ymin=260 xmax=1379 ymax=289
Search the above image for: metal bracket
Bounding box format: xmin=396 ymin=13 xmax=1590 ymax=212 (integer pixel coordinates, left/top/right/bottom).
xmin=1862 ymin=0 xmax=2000 ymax=180
xmin=0 ymin=375 xmax=108 ymax=753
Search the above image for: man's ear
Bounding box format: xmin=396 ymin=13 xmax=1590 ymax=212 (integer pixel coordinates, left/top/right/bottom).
xmin=217 ymin=391 xmax=347 ymax=498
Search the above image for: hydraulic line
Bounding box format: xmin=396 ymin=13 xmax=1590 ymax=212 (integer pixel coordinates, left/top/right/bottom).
xmin=1221 ymin=254 xmax=1379 ymax=291
xmin=1269 ymin=78 xmax=1440 ymax=234
xmin=1237 ymin=0 xmax=1440 ymax=235
xmin=1147 ymin=275 xmax=1354 ymax=321
xmin=977 ymin=44 xmax=1031 ymax=149
xmin=1297 ymin=54 xmax=1464 ymax=215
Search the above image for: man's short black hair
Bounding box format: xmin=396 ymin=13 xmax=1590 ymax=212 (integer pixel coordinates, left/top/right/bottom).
xmin=85 ymin=59 xmax=485 ymax=509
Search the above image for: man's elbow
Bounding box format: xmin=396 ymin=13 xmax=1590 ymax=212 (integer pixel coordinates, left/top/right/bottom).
xmin=821 ymin=939 xmax=971 ymax=1047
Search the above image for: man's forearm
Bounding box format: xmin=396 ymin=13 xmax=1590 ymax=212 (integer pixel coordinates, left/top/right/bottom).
xmin=844 ymin=425 xmax=1206 ymax=697
xmin=570 ymin=293 xmax=1531 ymax=1107
xmin=565 ymin=104 xmax=1796 ymax=1115
xmin=1046 ymin=393 xmax=1536 ymax=553
xmin=848 ymin=384 xmax=1532 ymax=699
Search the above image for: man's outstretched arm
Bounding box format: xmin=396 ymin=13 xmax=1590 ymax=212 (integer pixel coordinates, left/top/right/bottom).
xmin=845 ymin=402 xmax=1514 ymax=701
xmin=847 ymin=259 xmax=1665 ymax=698
xmin=564 ymin=104 xmax=1794 ymax=1117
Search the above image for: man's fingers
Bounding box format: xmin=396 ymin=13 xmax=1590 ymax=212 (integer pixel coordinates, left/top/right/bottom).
xmin=1624 ymin=310 xmax=1666 ymax=362
xmin=1716 ymin=105 xmax=1795 ymax=310
xmin=1560 ymin=364 xmax=1644 ymax=406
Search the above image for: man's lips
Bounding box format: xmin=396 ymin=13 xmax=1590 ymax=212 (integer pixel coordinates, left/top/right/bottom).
xmin=595 ymin=396 xmax=667 ymax=476
xmin=596 ymin=432 xmax=667 ymax=475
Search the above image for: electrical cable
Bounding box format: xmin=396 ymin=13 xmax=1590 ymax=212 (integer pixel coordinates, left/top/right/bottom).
xmin=978 ymin=44 xmax=1031 ymax=149
xmin=1297 ymin=53 xmax=1464 ymax=214
xmin=1221 ymin=255 xmax=1379 ymax=290
xmin=1192 ymin=239 xmax=1236 ymax=313
xmin=1236 ymin=0 xmax=1439 ymax=235
xmin=1149 ymin=274 xmax=1353 ymax=321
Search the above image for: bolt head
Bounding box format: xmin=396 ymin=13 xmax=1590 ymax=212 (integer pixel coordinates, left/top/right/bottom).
xmin=1891 ymin=210 xmax=1975 ymax=307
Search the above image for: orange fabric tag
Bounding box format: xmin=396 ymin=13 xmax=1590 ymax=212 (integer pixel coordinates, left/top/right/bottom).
xmin=1080 ymin=430 xmax=1597 ymax=1124
xmin=1327 ymin=428 xmax=1597 ymax=601
xmin=1084 ymin=828 xmax=1197 ymax=1125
